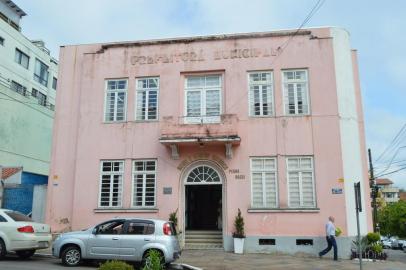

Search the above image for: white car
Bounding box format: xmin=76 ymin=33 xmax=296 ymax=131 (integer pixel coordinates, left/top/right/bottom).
xmin=0 ymin=209 xmax=52 ymax=259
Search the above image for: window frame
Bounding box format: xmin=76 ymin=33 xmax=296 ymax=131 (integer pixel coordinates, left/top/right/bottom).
xmin=0 ymin=36 xmax=4 ymax=46
xmin=103 ymin=79 xmax=128 ymax=123
xmin=286 ymin=156 xmax=316 ymax=208
xmin=250 ymin=157 xmax=279 ymax=208
xmin=184 ymin=74 xmax=222 ymax=124
xmin=282 ymin=69 xmax=310 ymax=116
xmin=15 ymin=48 xmax=29 ymax=69
xmin=131 ymin=159 xmax=157 ymax=208
xmin=135 ymin=77 xmax=160 ymax=121
xmin=34 ymin=58 xmax=49 ymax=87
xmin=248 ymin=71 xmax=275 ymax=117
xmin=52 ymin=77 xmax=57 ymax=90
xmin=98 ymin=160 xmax=125 ymax=208
xmin=10 ymin=80 xmax=27 ymax=96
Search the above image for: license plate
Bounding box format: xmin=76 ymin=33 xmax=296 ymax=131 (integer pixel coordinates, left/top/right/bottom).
xmin=38 ymin=241 xmax=49 ymax=248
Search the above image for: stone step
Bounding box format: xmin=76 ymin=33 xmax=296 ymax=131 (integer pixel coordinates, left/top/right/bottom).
xmin=186 ymin=238 xmax=223 ymax=244
xmin=185 ymin=230 xmax=222 ymax=235
xmin=184 ymin=243 xmax=223 ymax=250
xmin=185 ymin=234 xmax=223 ymax=239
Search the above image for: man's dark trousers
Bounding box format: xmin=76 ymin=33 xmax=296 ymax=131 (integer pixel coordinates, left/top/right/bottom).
xmin=319 ymin=236 xmax=338 ymax=260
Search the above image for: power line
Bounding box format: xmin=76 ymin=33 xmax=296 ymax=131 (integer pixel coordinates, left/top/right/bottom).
xmin=375 ymin=145 xmax=406 ymax=176
xmin=375 ymin=165 xmax=406 ymax=178
xmin=374 ymin=123 xmax=406 ymax=163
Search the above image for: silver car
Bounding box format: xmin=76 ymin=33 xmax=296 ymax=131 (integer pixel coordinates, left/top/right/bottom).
xmin=52 ymin=218 xmax=181 ymax=266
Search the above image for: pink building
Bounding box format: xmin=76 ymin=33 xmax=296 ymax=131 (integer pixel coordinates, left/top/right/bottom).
xmin=47 ymin=27 xmax=372 ymax=256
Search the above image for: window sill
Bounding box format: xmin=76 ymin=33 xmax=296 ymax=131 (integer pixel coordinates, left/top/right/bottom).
xmin=247 ymin=208 xmax=320 ymax=213
xmin=94 ymin=208 xmax=158 ymax=213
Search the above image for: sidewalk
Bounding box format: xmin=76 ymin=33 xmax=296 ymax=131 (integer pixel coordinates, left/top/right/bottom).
xmin=177 ymin=250 xmax=406 ymax=270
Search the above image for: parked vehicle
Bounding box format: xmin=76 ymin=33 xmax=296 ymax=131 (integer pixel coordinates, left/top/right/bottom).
xmin=381 ymin=239 xmax=392 ymax=249
xmin=52 ymin=218 xmax=181 ymax=266
xmin=0 ymin=208 xmax=52 ymax=259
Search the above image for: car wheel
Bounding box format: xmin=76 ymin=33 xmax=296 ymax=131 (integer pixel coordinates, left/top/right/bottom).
xmin=16 ymin=249 xmax=35 ymax=259
xmin=0 ymin=239 xmax=6 ymax=260
xmin=61 ymin=246 xmax=81 ymax=267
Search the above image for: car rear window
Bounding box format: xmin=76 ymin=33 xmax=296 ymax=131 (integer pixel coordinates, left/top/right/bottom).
xmin=126 ymin=222 xmax=155 ymax=235
xmin=5 ymin=211 xmax=33 ymax=222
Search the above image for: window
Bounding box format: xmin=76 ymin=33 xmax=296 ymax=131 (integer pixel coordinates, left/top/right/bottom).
xmin=10 ymin=81 xmax=27 ymax=96
xmin=99 ymin=161 xmax=124 ymax=207
xmin=104 ymin=79 xmax=127 ymax=122
xmin=5 ymin=211 xmax=32 ymax=222
xmin=97 ymin=220 xmax=125 ymax=235
xmin=15 ymin=49 xmax=29 ymax=69
xmin=0 ymin=215 xmax=7 ymax=222
xmin=34 ymin=59 xmax=49 ymax=86
xmin=0 ymin=36 xmax=4 ymax=46
xmin=126 ymin=221 xmax=155 ymax=235
xmin=37 ymin=91 xmax=47 ymax=106
xmin=31 ymin=88 xmax=38 ymax=97
xmin=283 ymin=70 xmax=309 ymax=115
xmin=248 ymin=72 xmax=274 ymax=116
xmin=184 ymin=75 xmax=221 ymax=123
xmin=132 ymin=160 xmax=156 ymax=207
xmin=52 ymin=77 xmax=57 ymax=90
xmin=287 ymin=157 xmax=315 ymax=208
xmin=136 ymin=77 xmax=159 ymax=121
xmin=250 ymin=158 xmax=278 ymax=208
xmin=49 ymin=103 xmax=55 ymax=111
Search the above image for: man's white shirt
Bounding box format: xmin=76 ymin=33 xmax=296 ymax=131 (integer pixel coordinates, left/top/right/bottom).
xmin=326 ymin=221 xmax=336 ymax=236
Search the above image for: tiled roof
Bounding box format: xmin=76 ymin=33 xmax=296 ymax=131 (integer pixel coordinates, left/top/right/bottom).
xmin=1 ymin=167 xmax=22 ymax=180
xmin=376 ymin=178 xmax=393 ymax=185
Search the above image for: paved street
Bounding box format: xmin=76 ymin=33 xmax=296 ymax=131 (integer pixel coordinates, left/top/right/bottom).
xmin=1 ymin=250 xmax=406 ymax=270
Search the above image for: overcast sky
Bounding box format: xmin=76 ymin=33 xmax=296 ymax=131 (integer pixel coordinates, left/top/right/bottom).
xmin=16 ymin=0 xmax=406 ymax=188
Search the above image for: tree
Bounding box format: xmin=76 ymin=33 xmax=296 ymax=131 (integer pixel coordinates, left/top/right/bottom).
xmin=378 ymin=201 xmax=406 ymax=237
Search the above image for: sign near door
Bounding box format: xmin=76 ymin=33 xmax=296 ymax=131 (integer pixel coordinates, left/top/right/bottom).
xmin=229 ymin=169 xmax=246 ymax=180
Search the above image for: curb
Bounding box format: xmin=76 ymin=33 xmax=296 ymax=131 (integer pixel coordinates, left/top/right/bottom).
xmin=180 ymin=263 xmax=203 ymax=270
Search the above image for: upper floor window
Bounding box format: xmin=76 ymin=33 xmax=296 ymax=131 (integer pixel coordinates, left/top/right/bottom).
xmin=136 ymin=77 xmax=159 ymax=121
xmin=283 ymin=70 xmax=309 ymax=115
xmin=52 ymin=77 xmax=57 ymax=90
xmin=37 ymin=91 xmax=47 ymax=106
xmin=287 ymin=156 xmax=315 ymax=208
xmin=15 ymin=49 xmax=29 ymax=69
xmin=0 ymin=36 xmax=4 ymax=46
xmin=132 ymin=160 xmax=157 ymax=208
xmin=104 ymin=79 xmax=127 ymax=122
xmin=184 ymin=75 xmax=221 ymax=124
xmin=249 ymin=72 xmax=274 ymax=117
xmin=10 ymin=81 xmax=27 ymax=96
xmin=250 ymin=157 xmax=278 ymax=208
xmin=99 ymin=161 xmax=124 ymax=207
xmin=34 ymin=59 xmax=49 ymax=87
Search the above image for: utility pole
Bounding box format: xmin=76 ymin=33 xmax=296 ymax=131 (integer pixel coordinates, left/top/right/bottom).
xmin=368 ymin=148 xmax=378 ymax=232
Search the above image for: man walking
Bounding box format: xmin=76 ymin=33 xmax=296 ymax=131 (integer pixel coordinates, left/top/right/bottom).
xmin=319 ymin=216 xmax=338 ymax=260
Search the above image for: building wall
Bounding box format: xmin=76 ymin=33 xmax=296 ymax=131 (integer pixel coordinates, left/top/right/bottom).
xmin=47 ymin=27 xmax=371 ymax=254
xmin=0 ymin=16 xmax=56 ymax=176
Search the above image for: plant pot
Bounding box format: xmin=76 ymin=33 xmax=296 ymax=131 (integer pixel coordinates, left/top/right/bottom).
xmin=233 ymin=238 xmax=245 ymax=254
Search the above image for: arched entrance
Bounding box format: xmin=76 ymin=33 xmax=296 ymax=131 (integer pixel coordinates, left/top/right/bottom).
xmin=184 ymin=164 xmax=222 ymax=230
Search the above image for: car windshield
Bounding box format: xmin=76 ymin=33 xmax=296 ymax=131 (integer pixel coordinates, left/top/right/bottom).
xmin=5 ymin=211 xmax=33 ymax=222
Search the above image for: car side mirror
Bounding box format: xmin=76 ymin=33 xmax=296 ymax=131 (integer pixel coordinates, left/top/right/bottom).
xmin=92 ymin=227 xmax=98 ymax=235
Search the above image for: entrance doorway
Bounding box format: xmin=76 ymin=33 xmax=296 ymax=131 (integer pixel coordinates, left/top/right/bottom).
xmin=185 ymin=185 xmax=222 ymax=230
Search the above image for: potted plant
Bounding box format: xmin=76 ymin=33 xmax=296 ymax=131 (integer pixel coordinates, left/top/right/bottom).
xmin=232 ymin=208 xmax=245 ymax=254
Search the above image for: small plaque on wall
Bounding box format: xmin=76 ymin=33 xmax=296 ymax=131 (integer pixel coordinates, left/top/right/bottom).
xmin=163 ymin=187 xmax=172 ymax=195
xmin=332 ymin=188 xmax=343 ymax=194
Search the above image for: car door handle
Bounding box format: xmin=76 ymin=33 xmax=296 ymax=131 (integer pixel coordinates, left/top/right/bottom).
xmin=112 ymin=237 xmax=119 ymax=240
xmin=144 ymin=238 xmax=151 ymax=241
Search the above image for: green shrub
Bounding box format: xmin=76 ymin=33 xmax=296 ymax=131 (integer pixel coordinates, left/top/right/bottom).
xmin=367 ymin=232 xmax=380 ymax=244
xmin=142 ymin=249 xmax=163 ymax=270
xmin=232 ymin=208 xmax=245 ymax=238
xmin=371 ymin=243 xmax=383 ymax=253
xmin=169 ymin=209 xmax=178 ymax=229
xmin=98 ymin=260 xmax=134 ymax=270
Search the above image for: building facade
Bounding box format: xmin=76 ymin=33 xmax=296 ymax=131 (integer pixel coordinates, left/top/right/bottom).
xmin=0 ymin=0 xmax=57 ymax=220
xmin=376 ymin=178 xmax=399 ymax=204
xmin=47 ymin=27 xmax=372 ymax=256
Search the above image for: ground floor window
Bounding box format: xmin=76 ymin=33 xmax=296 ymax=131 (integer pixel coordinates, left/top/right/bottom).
xmin=132 ymin=160 xmax=157 ymax=207
xmin=287 ymin=156 xmax=315 ymax=207
xmin=99 ymin=161 xmax=124 ymax=207
xmin=250 ymin=157 xmax=278 ymax=208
